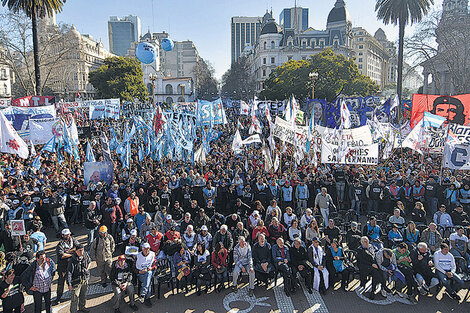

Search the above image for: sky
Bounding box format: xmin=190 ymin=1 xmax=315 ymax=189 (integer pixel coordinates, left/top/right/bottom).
xmin=2 ymin=0 xmax=445 ymax=79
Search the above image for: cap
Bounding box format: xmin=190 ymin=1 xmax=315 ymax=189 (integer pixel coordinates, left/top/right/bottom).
xmin=166 ymin=214 xmax=172 ymax=220
xmin=312 ymin=237 xmax=319 ymax=242
xmin=126 ymin=218 xmax=133 ymax=223
xmin=62 ymin=228 xmax=71 ymax=235
xmin=130 ymin=229 xmax=137 ymax=236
xmin=99 ymin=225 xmax=108 ymax=233
xmin=75 ymin=243 xmax=84 ymax=250
xmin=142 ymin=242 xmax=151 ymax=249
xmin=34 ymin=187 xmax=40 ymax=192
xmin=253 ymin=210 xmax=259 ymax=216
xmin=170 ymin=226 xmax=176 ymax=231
xmin=118 ymin=255 xmax=126 ymax=261
xmin=201 ymin=225 xmax=208 ymax=231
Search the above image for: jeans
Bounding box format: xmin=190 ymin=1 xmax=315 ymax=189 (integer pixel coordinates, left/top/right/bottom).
xmin=86 ymin=227 xmax=98 ymax=252
xmin=336 ymin=182 xmax=346 ymax=204
xmin=56 ymin=270 xmax=66 ymax=300
xmin=112 ymin=283 xmax=135 ymax=309
xmin=232 ymin=264 xmax=255 ymax=290
xmin=450 ymin=248 xmax=470 ymax=263
xmin=33 ymin=290 xmax=51 ymax=313
xmin=436 ymin=271 xmax=465 ymax=294
xmin=51 ymin=214 xmax=68 ymax=234
xmin=415 ymin=273 xmax=439 ymax=289
xmin=70 ymin=205 xmax=81 ymax=224
xmin=215 ymin=270 xmax=228 ymax=285
xmin=137 ymin=270 xmax=154 ymax=299
xmin=351 ymin=200 xmax=361 ymax=216
xmin=367 ymin=200 xmax=379 ymax=215
xmin=70 ymin=282 xmax=88 ymax=313
xmin=320 ymin=207 xmax=329 ymax=226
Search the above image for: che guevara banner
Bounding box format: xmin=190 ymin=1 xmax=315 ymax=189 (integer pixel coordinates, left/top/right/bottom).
xmin=411 ymin=93 xmax=470 ymax=129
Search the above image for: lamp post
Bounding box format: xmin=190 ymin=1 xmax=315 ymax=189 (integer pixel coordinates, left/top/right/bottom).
xmin=309 ymin=71 xmax=318 ymax=100
xmin=149 ymin=73 xmax=157 ymax=109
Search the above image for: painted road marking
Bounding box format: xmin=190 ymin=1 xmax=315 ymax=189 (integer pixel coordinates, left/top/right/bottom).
xmin=223 ymin=286 xmax=270 ymax=313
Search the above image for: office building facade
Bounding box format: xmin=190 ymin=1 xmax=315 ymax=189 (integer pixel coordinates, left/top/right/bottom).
xmin=108 ymin=15 xmax=141 ymax=56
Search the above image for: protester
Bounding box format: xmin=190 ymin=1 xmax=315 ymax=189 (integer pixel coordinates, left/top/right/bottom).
xmin=67 ymin=243 xmax=91 ymax=313
xmin=110 ymin=255 xmax=138 ymax=313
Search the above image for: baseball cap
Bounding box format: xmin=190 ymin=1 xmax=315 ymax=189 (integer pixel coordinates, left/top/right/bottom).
xmin=118 ymin=255 xmax=126 ymax=261
xmin=126 ymin=218 xmax=133 ymax=223
xmin=166 ymin=214 xmax=172 ymax=220
xmin=62 ymin=228 xmax=71 ymax=235
xmin=130 ymin=229 xmax=137 ymax=236
xmin=201 ymin=225 xmax=208 ymax=231
xmin=142 ymin=242 xmax=150 ymax=249
xmin=99 ymin=225 xmax=108 ymax=233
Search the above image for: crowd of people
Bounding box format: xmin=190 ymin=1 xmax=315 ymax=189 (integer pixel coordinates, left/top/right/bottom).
xmin=0 ymin=109 xmax=469 ymax=313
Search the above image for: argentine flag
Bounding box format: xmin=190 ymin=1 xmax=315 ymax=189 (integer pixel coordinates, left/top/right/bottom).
xmin=423 ymin=112 xmax=446 ymax=128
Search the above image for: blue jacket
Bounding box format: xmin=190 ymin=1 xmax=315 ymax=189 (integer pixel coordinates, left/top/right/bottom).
xmin=272 ymin=244 xmax=290 ymax=266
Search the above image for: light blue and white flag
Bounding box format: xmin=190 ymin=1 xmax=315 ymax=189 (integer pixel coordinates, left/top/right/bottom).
xmin=86 ymin=141 xmax=96 ymax=162
xmin=423 ymin=111 xmax=446 ymax=128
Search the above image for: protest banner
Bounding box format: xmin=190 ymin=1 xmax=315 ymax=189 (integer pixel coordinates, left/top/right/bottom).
xmin=89 ymin=99 xmax=120 ymax=120
xmin=443 ymin=143 xmax=470 ymax=170
xmin=411 ymin=93 xmax=470 ymax=128
xmin=1 ymin=105 xmax=56 ymax=138
xmin=12 ymin=95 xmax=55 ymax=107
xmin=84 ymin=161 xmax=114 ymax=186
xmin=272 ymin=117 xmax=308 ymax=146
xmin=321 ymin=142 xmax=379 ymax=164
xmin=241 ymin=134 xmax=262 ymax=145
xmin=29 ymin=118 xmax=61 ymax=144
xmin=10 ymin=220 xmax=26 ymax=236
xmin=0 ymin=98 xmax=11 ymax=107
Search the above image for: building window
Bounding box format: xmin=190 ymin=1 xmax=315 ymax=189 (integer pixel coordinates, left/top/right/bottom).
xmin=359 ymin=38 xmax=363 ymax=41
xmin=177 ymin=96 xmax=185 ymax=102
xmin=271 ymin=57 xmax=275 ymax=64
xmin=320 ymin=40 xmax=324 ymax=48
xmin=166 ymin=97 xmax=173 ymax=104
xmin=147 ymin=83 xmax=152 ymax=94
xmin=287 ymin=56 xmax=293 ymax=61
xmin=264 ymin=41 xmax=267 ymax=50
xmin=359 ymin=58 xmax=363 ymax=62
xmin=165 ymin=84 xmax=173 ymax=94
xmin=263 ymin=58 xmax=266 ymax=65
xmin=359 ymin=45 xmax=363 ymax=49
xmin=358 ymin=65 xmax=362 ymax=69
xmin=262 ymin=69 xmax=266 ymax=77
xmin=271 ymin=41 xmax=275 ymax=49
xmin=359 ymin=52 xmax=363 ymax=55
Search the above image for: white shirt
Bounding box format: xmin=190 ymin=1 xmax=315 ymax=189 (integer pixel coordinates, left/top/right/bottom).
xmin=449 ymin=232 xmax=468 ymax=251
xmin=433 ymin=250 xmax=456 ymax=274
xmin=136 ymin=251 xmax=156 ymax=271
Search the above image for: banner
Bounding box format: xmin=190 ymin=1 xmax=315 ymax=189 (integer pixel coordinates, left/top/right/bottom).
xmin=10 ymin=220 xmax=26 ymax=236
xmin=89 ymin=99 xmax=120 ymax=120
xmin=241 ymin=134 xmax=262 ymax=145
xmin=12 ymin=96 xmax=55 ymax=107
xmin=29 ymin=118 xmax=63 ymax=144
xmin=443 ymin=143 xmax=470 ymax=170
xmin=0 ymin=98 xmax=11 ymax=107
xmin=321 ymin=142 xmax=379 ymax=164
xmin=1 ymin=105 xmax=56 ymax=138
xmin=411 ymin=93 xmax=470 ymax=128
xmin=197 ymin=100 xmax=213 ymax=126
xmin=84 ymin=161 xmax=114 ymax=186
xmin=318 ymin=125 xmax=373 ymax=146
xmin=449 ymin=123 xmax=470 ymax=145
xmin=272 ymin=117 xmax=308 ymax=146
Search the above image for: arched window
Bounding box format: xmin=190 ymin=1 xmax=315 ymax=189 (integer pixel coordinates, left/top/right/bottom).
xmin=271 ymin=41 xmax=275 ymax=49
xmin=166 ymin=97 xmax=173 ymax=104
xmin=165 ymin=84 xmax=173 ymax=94
xmin=147 ymin=83 xmax=152 ymax=94
xmin=264 ymin=41 xmax=267 ymax=50
xmin=177 ymin=96 xmax=185 ymax=102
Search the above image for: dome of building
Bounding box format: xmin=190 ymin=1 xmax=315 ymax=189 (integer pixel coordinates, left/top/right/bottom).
xmin=374 ymin=28 xmax=387 ymax=41
xmin=260 ymin=22 xmax=283 ymax=35
xmin=68 ymin=24 xmax=80 ymax=37
xmin=327 ymin=0 xmax=351 ymax=25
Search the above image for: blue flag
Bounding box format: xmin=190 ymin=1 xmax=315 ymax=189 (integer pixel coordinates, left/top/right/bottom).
xmin=86 ymin=141 xmax=96 ymax=162
xmin=43 ymin=136 xmax=56 ymax=153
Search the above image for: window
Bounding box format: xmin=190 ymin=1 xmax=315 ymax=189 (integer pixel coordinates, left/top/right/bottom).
xmin=271 ymin=57 xmax=275 ymax=64
xmin=358 ymin=65 xmax=362 ymax=69
xmin=263 ymin=58 xmax=266 ymax=65
xmin=262 ymin=69 xmax=266 ymax=77
xmin=177 ymin=96 xmax=185 ymax=102
xmin=359 ymin=45 xmax=363 ymax=49
xmin=359 ymin=58 xmax=363 ymax=62
xmin=359 ymin=38 xmax=363 ymax=41
xmin=359 ymin=52 xmax=363 ymax=56
xmin=264 ymin=41 xmax=267 ymax=50
xmin=165 ymin=84 xmax=173 ymax=94
xmin=147 ymin=83 xmax=152 ymax=94
xmin=165 ymin=97 xmax=173 ymax=104
xmin=287 ymin=56 xmax=293 ymax=61
xmin=271 ymin=41 xmax=275 ymax=49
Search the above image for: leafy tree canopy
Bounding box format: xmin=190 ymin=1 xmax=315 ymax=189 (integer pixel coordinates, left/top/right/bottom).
xmin=89 ymin=56 xmax=148 ymax=102
xmin=221 ymin=56 xmax=256 ymax=101
xmin=259 ymin=49 xmax=379 ymax=102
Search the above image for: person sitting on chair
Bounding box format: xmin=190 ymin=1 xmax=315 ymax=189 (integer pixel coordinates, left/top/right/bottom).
xmin=308 ymin=237 xmax=329 ymax=294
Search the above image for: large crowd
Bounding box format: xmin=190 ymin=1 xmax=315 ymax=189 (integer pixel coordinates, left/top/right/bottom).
xmin=0 ymin=108 xmax=469 ymax=313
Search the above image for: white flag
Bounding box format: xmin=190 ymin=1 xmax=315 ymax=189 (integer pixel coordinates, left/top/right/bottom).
xmin=273 ymin=153 xmax=280 ymax=172
xmin=0 ymin=112 xmax=29 ymax=159
xmin=390 ymin=95 xmax=399 ymax=112
xmin=285 ymin=96 xmax=298 ymax=127
xmin=340 ymin=100 xmax=351 ymax=129
xmin=232 ymin=129 xmax=243 ymax=153
xmin=30 ymin=140 xmax=36 ymax=157
xmin=249 ymin=104 xmax=262 ymax=134
xmin=194 ymin=145 xmax=206 ymax=165
xmin=402 ymin=118 xmax=425 ymax=154
xmin=240 ymin=100 xmax=250 ymax=115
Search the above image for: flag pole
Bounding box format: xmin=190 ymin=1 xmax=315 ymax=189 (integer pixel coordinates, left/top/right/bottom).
xmin=439 ymin=123 xmax=451 ymax=185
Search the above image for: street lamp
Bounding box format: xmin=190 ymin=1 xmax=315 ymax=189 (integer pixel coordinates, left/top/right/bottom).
xmin=149 ymin=73 xmax=157 ymax=109
xmin=309 ymin=72 xmax=319 ymax=100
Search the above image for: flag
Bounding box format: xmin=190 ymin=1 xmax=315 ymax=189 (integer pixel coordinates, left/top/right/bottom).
xmin=390 ymin=95 xmax=399 ymax=112
xmin=340 ymin=100 xmax=351 ymax=129
xmin=109 ymin=128 xmax=118 ymax=151
xmin=423 ymin=112 xmax=446 ymax=129
xmin=43 ymin=136 xmax=56 ymax=153
xmin=153 ymin=106 xmax=167 ymax=139
xmin=273 ymin=153 xmax=280 ymax=172
xmin=0 ymin=111 xmax=29 ymax=159
xmin=232 ymin=129 xmax=243 ymax=153
xmin=285 ymin=96 xmax=298 ymax=127
xmin=100 ymin=132 xmax=112 ymax=161
xmin=138 ymin=144 xmax=144 ymax=162
xmin=262 ymin=144 xmax=273 ymax=172
xmin=249 ymin=105 xmax=262 ymax=134
xmin=30 ymin=141 xmax=36 ymax=157
xmin=237 ymin=119 xmax=244 ymax=130
xmin=194 ymin=145 xmax=206 ymax=165
xmin=402 ymin=118 xmax=425 ymax=154
xmin=86 ymin=141 xmax=96 ymax=162
xmin=240 ymin=100 xmax=250 ymax=115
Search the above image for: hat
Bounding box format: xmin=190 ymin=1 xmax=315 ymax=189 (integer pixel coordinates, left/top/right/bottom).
xmin=75 ymin=243 xmax=84 ymax=250
xmin=12 ymin=199 xmax=20 ymax=205
xmin=126 ymin=218 xmax=133 ymax=223
xmin=141 ymin=242 xmax=151 ymax=249
xmin=253 ymin=210 xmax=259 ymax=216
xmin=118 ymin=255 xmax=126 ymax=261
xmin=294 ymin=237 xmax=302 ymax=243
xmin=130 ymin=229 xmax=137 ymax=236
xmin=34 ymin=187 xmax=40 ymax=192
xmin=312 ymin=237 xmax=319 ymax=242
xmin=166 ymin=214 xmax=172 ymax=220
xmin=62 ymin=228 xmax=71 ymax=235
xmin=97 ymin=182 xmax=102 ymax=186
xmin=201 ymin=225 xmax=208 ymax=231
xmin=351 ymin=222 xmax=358 ymax=228
xmin=99 ymin=225 xmax=108 ymax=233
xmin=170 ymin=226 xmax=176 ymax=231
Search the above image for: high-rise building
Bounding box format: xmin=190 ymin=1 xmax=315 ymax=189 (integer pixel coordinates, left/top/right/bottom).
xmin=231 ymin=16 xmax=262 ymax=63
xmin=279 ymin=7 xmax=309 ymax=33
xmin=108 ymin=15 xmax=141 ymax=56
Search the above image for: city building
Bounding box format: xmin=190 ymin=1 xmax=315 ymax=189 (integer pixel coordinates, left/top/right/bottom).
xmin=37 ymin=14 xmax=115 ymax=100
xmin=108 ymin=15 xmax=141 ymax=57
xmin=351 ymin=27 xmax=391 ymax=89
xmin=422 ymin=0 xmax=470 ymax=95
xmin=0 ymin=61 xmax=12 ymax=98
xmin=280 ymin=7 xmax=309 ymax=33
xmin=231 ymin=16 xmax=262 ymax=63
xmin=248 ymin=0 xmax=354 ymax=92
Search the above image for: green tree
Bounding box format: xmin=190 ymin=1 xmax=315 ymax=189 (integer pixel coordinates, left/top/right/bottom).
xmin=2 ymin=0 xmax=66 ymax=96
xmin=194 ymin=58 xmax=218 ymax=101
xmin=260 ymin=49 xmax=379 ymax=102
xmin=221 ymin=56 xmax=256 ymax=101
xmin=89 ymin=56 xmax=148 ymax=102
xmin=375 ymin=0 xmax=433 ymax=102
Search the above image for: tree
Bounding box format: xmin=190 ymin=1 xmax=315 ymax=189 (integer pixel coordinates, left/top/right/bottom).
xmin=221 ymin=56 xmax=256 ymax=101
xmin=259 ymin=49 xmax=379 ymax=102
xmin=2 ymin=0 xmax=66 ymax=96
xmin=375 ymin=0 xmax=433 ymax=102
xmin=194 ymin=58 xmax=218 ymax=101
xmin=89 ymin=56 xmax=148 ymax=102
xmin=0 ymin=12 xmax=78 ymax=97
